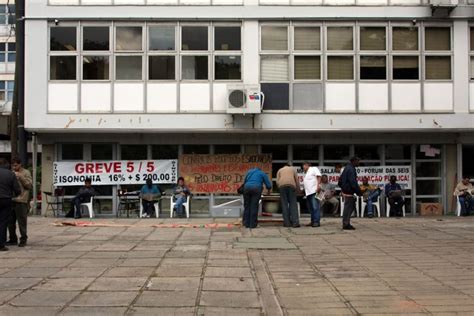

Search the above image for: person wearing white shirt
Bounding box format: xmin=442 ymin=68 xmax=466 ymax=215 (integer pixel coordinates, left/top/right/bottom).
xmin=302 ymin=162 xmax=322 ymax=227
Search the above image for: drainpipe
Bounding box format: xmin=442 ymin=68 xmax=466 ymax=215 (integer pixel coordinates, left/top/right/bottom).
xmin=16 ymin=0 xmax=27 ymax=165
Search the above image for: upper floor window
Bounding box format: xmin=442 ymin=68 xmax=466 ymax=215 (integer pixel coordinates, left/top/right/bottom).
xmin=392 ymin=27 xmax=418 ymax=51
xmin=261 ymin=26 xmax=288 ymax=51
xmin=0 ymin=81 xmax=14 ymax=102
xmin=424 ymin=26 xmax=452 ymax=80
xmin=327 ymin=27 xmax=353 ymax=51
xmin=0 ymin=5 xmax=15 ymax=25
xmin=0 ymin=43 xmax=15 ymax=63
xmin=50 ymin=27 xmax=77 ymax=51
xmin=83 ymin=27 xmax=110 ymax=51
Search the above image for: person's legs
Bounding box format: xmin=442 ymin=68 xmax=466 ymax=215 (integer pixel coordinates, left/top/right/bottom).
xmin=16 ymin=203 xmax=28 ymax=245
xmin=248 ymin=188 xmax=262 ymax=228
xmin=307 ymin=194 xmax=320 ymax=226
xmin=280 ymin=187 xmax=291 ymax=227
xmin=7 ymin=203 xmax=18 ymax=243
xmin=306 ymin=195 xmax=314 ymax=225
xmin=175 ymin=197 xmax=186 ymax=217
xmin=73 ymin=197 xmax=82 ymax=218
xmin=366 ymin=190 xmax=380 ymax=217
xmin=342 ymin=195 xmax=355 ymax=228
xmin=242 ymin=189 xmax=251 ymax=228
xmin=328 ymin=198 xmax=339 ymax=216
xmin=0 ymin=199 xmax=12 ymax=249
xmin=288 ymin=187 xmax=299 ymax=226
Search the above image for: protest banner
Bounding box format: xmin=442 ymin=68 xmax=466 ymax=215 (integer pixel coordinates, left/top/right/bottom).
xmin=53 ymin=160 xmax=178 ymax=186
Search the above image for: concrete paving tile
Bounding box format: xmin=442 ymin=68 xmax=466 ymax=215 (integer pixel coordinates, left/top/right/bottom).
xmin=202 ymin=277 xmax=256 ymax=292
xmin=205 ymin=267 xmax=252 ymax=278
xmin=148 ymin=277 xmax=200 ymax=291
xmin=70 ymin=291 xmax=139 ymax=307
xmin=118 ymin=258 xmax=161 ymax=267
xmin=286 ymin=308 xmax=353 ymax=316
xmin=199 ymin=291 xmax=261 ymax=308
xmin=6 ymin=267 xmax=62 ymax=278
xmin=154 ymin=266 xmax=203 ymax=277
xmin=88 ymin=277 xmax=148 ymax=291
xmin=0 ymin=278 xmax=42 ymax=290
xmin=103 ymin=267 xmax=155 ymax=278
xmin=197 ymin=307 xmax=262 ymax=316
xmin=33 ymin=277 xmax=95 ymax=291
xmin=0 ymin=290 xmax=21 ymax=303
xmin=60 ymin=307 xmax=128 ymax=315
xmin=23 ymin=258 xmax=76 ymax=268
xmin=134 ymin=291 xmax=198 ymax=307
xmin=127 ymin=307 xmax=195 ymax=315
xmin=0 ymin=305 xmax=61 ymax=316
xmin=52 ymin=267 xmax=108 ymax=278
xmin=9 ymin=290 xmax=79 ymax=307
xmin=69 ymin=258 xmax=120 ymax=268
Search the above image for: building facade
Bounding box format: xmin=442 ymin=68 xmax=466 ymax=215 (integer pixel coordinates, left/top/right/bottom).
xmin=26 ymin=0 xmax=474 ymax=216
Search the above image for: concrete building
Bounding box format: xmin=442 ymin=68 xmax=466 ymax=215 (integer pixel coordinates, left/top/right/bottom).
xmin=25 ymin=0 xmax=474 ymax=216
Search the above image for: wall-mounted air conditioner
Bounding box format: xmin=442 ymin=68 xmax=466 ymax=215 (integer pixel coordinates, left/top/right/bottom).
xmin=429 ymin=0 xmax=458 ymax=6
xmin=226 ymin=84 xmax=263 ymax=115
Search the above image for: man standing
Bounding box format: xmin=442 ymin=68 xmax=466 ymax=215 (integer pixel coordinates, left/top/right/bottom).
xmin=7 ymin=158 xmax=33 ymax=247
xmin=338 ymin=157 xmax=361 ymax=230
xmin=319 ymin=175 xmax=339 ymax=217
xmin=302 ymin=162 xmax=322 ymax=227
xmin=0 ymin=158 xmax=21 ymax=251
xmin=454 ymin=176 xmax=473 ymax=216
xmin=276 ymin=164 xmax=300 ymax=228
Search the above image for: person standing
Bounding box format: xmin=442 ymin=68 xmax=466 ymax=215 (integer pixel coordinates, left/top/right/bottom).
xmin=242 ymin=167 xmax=272 ymax=229
xmin=276 ymin=164 xmax=300 ymax=228
xmin=302 ymin=162 xmax=322 ymax=227
xmin=7 ymin=158 xmax=33 ymax=247
xmin=0 ymin=158 xmax=21 ymax=252
xmin=338 ymin=157 xmax=362 ymax=230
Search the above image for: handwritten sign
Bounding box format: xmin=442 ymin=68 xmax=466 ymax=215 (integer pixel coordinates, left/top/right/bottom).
xmin=179 ymin=154 xmax=272 ymax=193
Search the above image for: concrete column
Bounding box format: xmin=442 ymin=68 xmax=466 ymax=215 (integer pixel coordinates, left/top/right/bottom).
xmin=40 ymin=144 xmax=55 ymax=216
xmin=445 ymin=144 xmax=457 ymax=214
xmin=453 ymin=20 xmax=470 ymax=113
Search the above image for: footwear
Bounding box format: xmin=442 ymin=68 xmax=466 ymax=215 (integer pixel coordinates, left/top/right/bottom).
xmin=0 ymin=247 xmax=9 ymax=252
xmin=368 ymin=214 xmax=374 ymax=218
xmin=283 ymin=224 xmax=291 ymax=227
xmin=305 ymin=222 xmax=313 ymax=227
xmin=6 ymin=240 xmax=18 ymax=246
xmin=18 ymin=241 xmax=26 ymax=248
xmin=292 ymin=224 xmax=301 ymax=228
xmin=343 ymin=225 xmax=356 ymax=230
xmin=312 ymin=223 xmax=320 ymax=227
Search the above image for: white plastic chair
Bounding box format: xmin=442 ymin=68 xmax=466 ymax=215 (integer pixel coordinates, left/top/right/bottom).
xmin=139 ymin=198 xmax=160 ymax=218
xmin=79 ymin=197 xmax=94 ymax=219
xmin=361 ymin=196 xmax=381 ymax=218
xmin=170 ymin=195 xmax=190 ymax=218
xmin=340 ymin=195 xmax=360 ymax=217
xmin=386 ymin=198 xmax=405 ymax=217
xmin=456 ymin=195 xmax=462 ymax=216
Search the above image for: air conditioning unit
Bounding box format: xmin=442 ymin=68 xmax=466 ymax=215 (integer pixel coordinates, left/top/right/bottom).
xmin=226 ymin=85 xmax=262 ymax=115
xmin=429 ymin=0 xmax=458 ymax=7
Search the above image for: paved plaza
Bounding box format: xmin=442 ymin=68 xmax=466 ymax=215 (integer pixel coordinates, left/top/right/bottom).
xmin=0 ymin=216 xmax=474 ymax=315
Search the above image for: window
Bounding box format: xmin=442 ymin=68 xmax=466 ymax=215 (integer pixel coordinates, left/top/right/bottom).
xmin=215 ymin=26 xmax=241 ymax=51
xmin=261 ymin=26 xmax=288 ymax=51
xmin=393 ymin=56 xmax=419 ymax=80
xmin=327 ymin=56 xmax=353 ymax=80
xmin=61 ymin=144 xmax=83 ymax=160
xmin=293 ymin=145 xmax=319 ymax=161
xmin=425 ymin=27 xmax=450 ymax=51
xmin=261 ymin=56 xmax=288 ymax=81
xmin=149 ymin=26 xmax=175 ymax=51
xmin=360 ymin=56 xmax=386 ymax=80
xmin=360 ymin=27 xmax=385 ymax=51
xmin=120 ymin=145 xmax=147 ymax=160
xmin=50 ymin=56 xmax=76 ymax=80
xmin=116 ymin=26 xmax=143 ymax=51
xmin=425 ymin=56 xmax=451 ymax=80
xmin=83 ymin=56 xmax=109 ymax=80
xmin=294 ymin=27 xmax=320 ymax=51
xmin=182 ymin=26 xmax=208 ymax=51
xmin=471 ymin=27 xmax=474 ymax=51
xmin=294 ymin=56 xmax=320 ymax=80
xmin=149 ymin=56 xmax=175 ymax=80
xmin=50 ymin=27 xmax=76 ymax=51
xmin=0 ymin=5 xmax=15 ymax=25
xmin=214 ymin=145 xmax=241 ymax=154
xmin=392 ymin=27 xmax=418 ymax=51
xmin=0 ymin=81 xmax=14 ymax=102
xmin=215 ymin=56 xmax=241 ymax=80
xmin=115 ymin=56 xmax=142 ymax=80
xmin=183 ymin=145 xmax=210 ymax=154
xmin=327 ymin=27 xmax=353 ymax=51
xmin=0 ymin=43 xmax=15 ymax=63
xmin=182 ymin=56 xmax=208 ymax=80
xmin=152 ymin=145 xmax=179 ymax=159
xmin=83 ymin=27 xmax=110 ymax=51
xmin=91 ymin=144 xmax=114 ymax=160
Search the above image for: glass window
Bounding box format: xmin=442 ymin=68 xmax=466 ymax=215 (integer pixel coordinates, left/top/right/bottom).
xmin=416 ymin=145 xmax=441 ymax=160
xmin=7 ymin=52 xmax=14 ymax=62
xmin=91 ymin=144 xmax=113 ymax=160
xmin=327 ymin=27 xmax=353 ymax=51
xmin=425 ymin=27 xmax=450 ymax=51
xmin=261 ymin=26 xmax=288 ymax=51
xmin=116 ymin=26 xmax=142 ymax=51
xmin=61 ymin=144 xmax=83 ymax=160
xmin=149 ymin=56 xmax=175 ymax=80
xmin=261 ymin=56 xmax=288 ymax=81
xmin=360 ymin=27 xmax=385 ymax=51
xmin=261 ymin=145 xmax=288 ymax=160
xmin=151 ymin=145 xmax=179 ymax=159
xmin=323 ymin=145 xmax=350 ymax=161
xmin=215 ymin=26 xmax=241 ymax=51
xmin=294 ymin=56 xmax=320 ymax=80
xmin=50 ymin=27 xmax=77 ymax=51
xmin=293 ymin=145 xmax=319 ymax=161
xmin=327 ymin=56 xmax=353 ymax=80
xmin=214 ymin=145 xmax=241 ymax=154
xmin=354 ymin=145 xmax=380 ymax=160
xmin=181 ymin=26 xmax=208 ymax=51
xmin=183 ymin=145 xmax=210 ymax=154
xmin=360 ymin=56 xmax=386 ymax=80
xmin=121 ymin=145 xmax=147 ymax=160
xmin=149 ymin=26 xmax=175 ymax=51
xmin=83 ymin=27 xmax=110 ymax=51
xmin=294 ymin=27 xmax=320 ymax=51
xmin=215 ymin=56 xmax=241 ymax=80
xmin=393 ymin=56 xmax=419 ymax=80
xmin=115 ymin=56 xmax=142 ymax=80
xmin=182 ymin=56 xmax=208 ymax=80
xmin=50 ymin=56 xmax=76 ymax=80
xmin=416 ymin=180 xmax=441 ymax=196
xmin=471 ymin=28 xmax=474 ymax=51
xmin=83 ymin=56 xmax=109 ymax=80
xmin=392 ymin=27 xmax=418 ymax=51
xmin=416 ymin=161 xmax=441 ymax=177
xmin=261 ymin=83 xmax=289 ymax=110
xmin=425 ymin=56 xmax=451 ymax=80
xmin=385 ymin=145 xmax=411 ymax=160
xmin=7 ymin=4 xmax=14 ymax=25
xmin=471 ymin=57 xmax=474 ymax=80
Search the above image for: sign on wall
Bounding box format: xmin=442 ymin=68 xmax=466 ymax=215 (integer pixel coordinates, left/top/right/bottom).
xmin=297 ymin=165 xmax=412 ymax=189
xmin=53 ymin=160 xmax=178 ymax=186
xmin=179 ymin=154 xmax=272 ymax=194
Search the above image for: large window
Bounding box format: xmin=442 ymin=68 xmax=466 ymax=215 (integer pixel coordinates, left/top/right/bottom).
xmin=392 ymin=26 xmax=419 ymax=81
xmin=50 ymin=26 xmax=78 ymax=80
xmin=50 ymin=27 xmax=77 ymax=51
xmin=0 ymin=42 xmax=15 ymax=63
xmin=0 ymin=4 xmax=15 ymax=25
xmin=116 ymin=26 xmax=143 ymax=51
xmin=182 ymin=26 xmax=208 ymax=51
xmin=214 ymin=26 xmax=242 ymax=81
xmin=83 ymin=27 xmax=110 ymax=51
xmin=327 ymin=27 xmax=353 ymax=51
xmin=83 ymin=56 xmax=109 ymax=80
xmin=328 ymin=56 xmax=353 ymax=80
xmin=149 ymin=26 xmax=175 ymax=51
xmin=424 ymin=27 xmax=452 ymax=80
xmin=182 ymin=56 xmax=208 ymax=80
xmin=0 ymin=81 xmax=13 ymax=102
xmin=149 ymin=56 xmax=175 ymax=80
xmin=51 ymin=56 xmax=76 ymax=80
xmin=115 ymin=56 xmax=142 ymax=80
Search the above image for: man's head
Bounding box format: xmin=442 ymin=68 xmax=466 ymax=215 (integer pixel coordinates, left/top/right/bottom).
xmin=335 ymin=164 xmax=342 ymax=173
xmin=146 ymin=178 xmax=153 ymax=187
xmin=84 ymin=178 xmax=92 ymax=187
xmin=462 ymin=176 xmax=471 ymax=185
xmin=362 ymin=177 xmax=369 ymax=186
xmin=321 ymin=175 xmax=328 ymax=184
xmin=389 ymin=175 xmax=397 ymax=184
xmin=302 ymin=162 xmax=311 ymax=172
xmin=178 ymin=177 xmax=185 ymax=186
xmin=350 ymin=157 xmax=360 ymax=167
xmin=11 ymin=157 xmax=22 ymax=172
xmin=0 ymin=158 xmax=9 ymax=169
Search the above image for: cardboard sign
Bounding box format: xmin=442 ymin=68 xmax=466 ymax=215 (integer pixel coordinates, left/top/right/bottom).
xmin=179 ymin=154 xmax=272 ymax=193
xmin=420 ymin=203 xmax=443 ymax=216
xmin=54 ymin=160 xmax=178 ymax=186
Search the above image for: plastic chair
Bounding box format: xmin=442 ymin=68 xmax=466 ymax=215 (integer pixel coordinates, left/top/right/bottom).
xmin=456 ymin=195 xmax=462 ymax=216
xmin=361 ymin=196 xmax=381 ymax=218
xmin=340 ymin=195 xmax=360 ymax=217
xmin=170 ymin=195 xmax=191 ymax=218
xmin=386 ymin=198 xmax=405 ymax=217
xmin=139 ymin=198 xmax=160 ymax=218
xmin=79 ymin=197 xmax=94 ymax=218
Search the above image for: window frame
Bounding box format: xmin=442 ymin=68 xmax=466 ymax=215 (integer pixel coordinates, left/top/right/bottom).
xmin=422 ymin=24 xmax=453 ymax=82
xmin=48 ymin=23 xmax=80 ymax=83
xmin=213 ymin=22 xmax=243 ymax=82
xmin=325 ymin=23 xmax=355 ymax=82
xmin=179 ymin=23 xmax=210 ymax=82
xmin=81 ymin=23 xmax=112 ymax=82
xmin=147 ymin=23 xmax=178 ymax=83
xmin=390 ymin=23 xmax=421 ymax=82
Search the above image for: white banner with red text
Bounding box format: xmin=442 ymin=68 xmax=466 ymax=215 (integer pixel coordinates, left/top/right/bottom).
xmin=53 ymin=160 xmax=178 ymax=186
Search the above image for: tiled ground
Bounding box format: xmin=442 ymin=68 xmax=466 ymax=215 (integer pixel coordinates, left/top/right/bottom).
xmin=0 ymin=216 xmax=473 ymax=315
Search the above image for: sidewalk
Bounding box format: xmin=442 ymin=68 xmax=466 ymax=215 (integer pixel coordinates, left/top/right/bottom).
xmin=0 ymin=216 xmax=473 ymax=315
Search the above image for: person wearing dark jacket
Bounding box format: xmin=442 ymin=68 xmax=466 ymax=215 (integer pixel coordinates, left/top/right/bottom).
xmin=66 ymin=178 xmax=98 ymax=219
xmin=242 ymin=167 xmax=272 ymax=229
xmin=338 ymin=157 xmax=362 ymax=230
xmin=0 ymin=158 xmax=21 ymax=251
